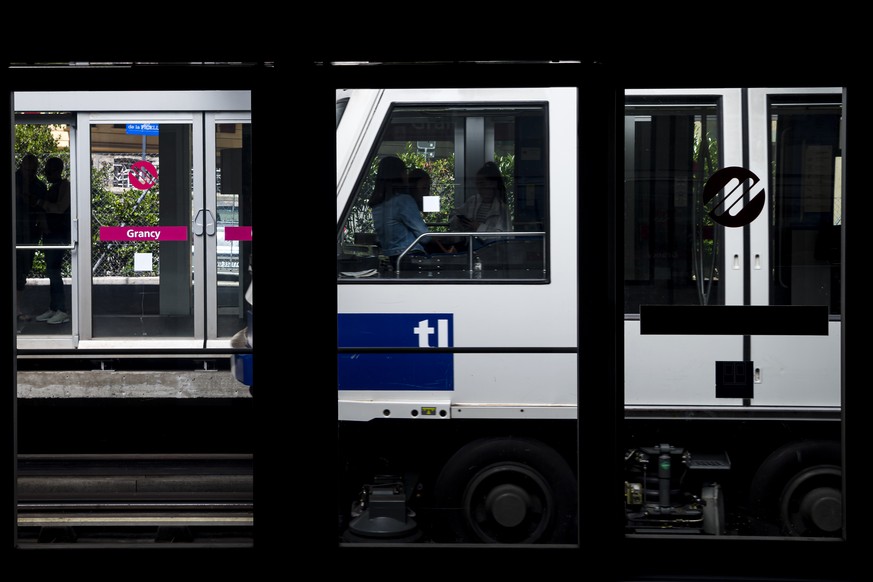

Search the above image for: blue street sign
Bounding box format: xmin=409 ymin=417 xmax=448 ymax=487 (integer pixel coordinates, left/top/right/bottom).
xmin=126 ymin=123 xmax=159 ymax=136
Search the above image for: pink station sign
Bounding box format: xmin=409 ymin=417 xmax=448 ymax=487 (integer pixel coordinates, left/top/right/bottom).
xmin=99 ymin=226 xmax=189 ymax=241
xmin=224 ymin=226 xmax=253 ymax=241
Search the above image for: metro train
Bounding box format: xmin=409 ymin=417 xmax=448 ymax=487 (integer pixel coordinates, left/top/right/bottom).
xmin=336 ymin=83 xmax=844 ymax=544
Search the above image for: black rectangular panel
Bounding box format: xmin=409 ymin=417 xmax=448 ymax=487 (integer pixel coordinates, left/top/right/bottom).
xmin=715 ymin=361 xmax=754 ymax=399
xmin=639 ymin=305 xmax=829 ymax=335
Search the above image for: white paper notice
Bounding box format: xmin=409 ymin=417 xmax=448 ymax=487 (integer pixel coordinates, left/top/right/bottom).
xmin=423 ymin=195 xmax=440 ymax=213
xmin=134 ymin=252 xmax=153 ymax=271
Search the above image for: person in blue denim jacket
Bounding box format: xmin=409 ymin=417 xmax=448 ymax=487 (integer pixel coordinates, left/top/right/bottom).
xmin=369 ymin=156 xmax=430 ymax=267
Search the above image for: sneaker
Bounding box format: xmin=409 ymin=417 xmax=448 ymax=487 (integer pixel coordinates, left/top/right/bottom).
xmin=35 ymin=310 xmax=56 ymax=322
xmin=46 ymin=310 xmax=70 ymax=324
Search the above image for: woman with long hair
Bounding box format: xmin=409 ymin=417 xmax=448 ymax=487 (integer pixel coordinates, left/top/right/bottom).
xmin=449 ymin=161 xmax=510 ymax=233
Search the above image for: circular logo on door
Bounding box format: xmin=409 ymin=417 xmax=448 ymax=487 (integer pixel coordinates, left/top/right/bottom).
xmin=703 ymin=166 xmax=765 ymax=227
xmin=129 ymin=160 xmax=158 ymax=190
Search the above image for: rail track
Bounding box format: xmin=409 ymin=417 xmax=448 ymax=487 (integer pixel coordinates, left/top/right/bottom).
xmin=16 ymin=454 xmax=253 ymax=545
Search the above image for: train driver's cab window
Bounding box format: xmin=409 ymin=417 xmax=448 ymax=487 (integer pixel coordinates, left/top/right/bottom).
xmin=338 ymin=104 xmax=548 ymax=281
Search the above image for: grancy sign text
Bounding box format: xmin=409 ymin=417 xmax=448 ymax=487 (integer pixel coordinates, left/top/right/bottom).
xmin=99 ymin=226 xmax=188 ymax=242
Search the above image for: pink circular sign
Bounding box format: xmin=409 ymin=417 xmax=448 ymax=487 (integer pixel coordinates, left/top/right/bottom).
xmin=129 ymin=160 xmax=158 ymax=190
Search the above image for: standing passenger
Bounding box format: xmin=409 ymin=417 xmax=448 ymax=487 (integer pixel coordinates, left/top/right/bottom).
xmin=16 ymin=153 xmax=47 ymax=321
xmin=34 ymin=157 xmax=71 ymax=325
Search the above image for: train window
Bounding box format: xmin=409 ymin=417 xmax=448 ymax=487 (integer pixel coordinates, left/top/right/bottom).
xmin=336 ymin=95 xmax=349 ymax=128
xmin=769 ymin=98 xmax=842 ymax=314
xmin=337 ymin=104 xmax=548 ymax=281
xmin=624 ymin=99 xmax=723 ymax=312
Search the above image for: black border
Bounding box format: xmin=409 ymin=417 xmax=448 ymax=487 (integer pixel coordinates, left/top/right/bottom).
xmin=6 ymin=62 xmax=274 ymax=570
xmin=6 ymin=29 xmax=867 ymax=579
xmin=319 ymin=53 xmax=862 ymax=580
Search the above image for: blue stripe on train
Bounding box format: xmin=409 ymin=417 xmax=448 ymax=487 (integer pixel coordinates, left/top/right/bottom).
xmin=338 ymin=313 xmax=454 ymax=391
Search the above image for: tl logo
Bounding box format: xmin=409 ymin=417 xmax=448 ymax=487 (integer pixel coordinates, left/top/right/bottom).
xmin=337 ymin=313 xmax=455 ymax=391
xmin=413 ymin=319 xmax=450 ymax=348
xmin=336 ymin=313 xmax=454 ymax=349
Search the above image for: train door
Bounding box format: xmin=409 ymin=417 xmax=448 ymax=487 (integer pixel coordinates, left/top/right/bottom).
xmin=14 ymin=91 xmax=252 ymax=349
xmin=623 ymin=89 xmax=745 ymax=408
xmin=747 ymin=88 xmax=842 ymax=409
xmin=622 ymin=87 xmax=844 ymax=538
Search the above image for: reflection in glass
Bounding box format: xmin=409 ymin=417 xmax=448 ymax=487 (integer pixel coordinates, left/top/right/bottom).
xmin=15 ymin=120 xmax=73 ymax=336
xmin=338 ymin=106 xmax=547 ymax=281
xmin=624 ymin=101 xmax=722 ymax=312
xmin=769 ymin=99 xmax=842 ymax=314
xmin=215 ymin=122 xmax=252 ymax=338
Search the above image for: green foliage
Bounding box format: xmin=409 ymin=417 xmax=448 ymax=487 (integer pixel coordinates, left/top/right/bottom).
xmin=399 ymin=142 xmax=455 ymax=231
xmin=692 ymin=124 xmax=720 ymax=231
xmin=16 ymin=124 xmax=67 ymax=277
xmin=494 ymin=152 xmax=515 ymax=221
xmin=15 ymin=125 xmax=60 ymax=162
xmin=90 ymin=160 xmax=161 ymax=276
xmin=341 ymin=157 xmax=379 ymax=243
xmin=692 ymin=125 xmax=719 ymax=179
xmin=15 ymin=124 xmax=70 ymax=183
xmin=691 ymin=124 xmax=721 ymax=301
xmin=15 ymin=123 xmax=160 ymax=277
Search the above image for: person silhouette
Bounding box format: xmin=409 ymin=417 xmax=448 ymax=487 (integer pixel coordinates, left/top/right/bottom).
xmin=449 ymin=161 xmax=511 ymax=233
xmin=34 ymin=157 xmax=72 ymax=324
xmin=368 ymin=156 xmax=430 ymax=268
xmin=15 ymin=153 xmax=48 ymax=321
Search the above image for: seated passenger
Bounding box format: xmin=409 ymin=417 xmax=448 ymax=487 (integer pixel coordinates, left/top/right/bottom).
xmin=449 ymin=161 xmax=511 ymax=234
xmin=369 ymin=156 xmax=430 ymax=268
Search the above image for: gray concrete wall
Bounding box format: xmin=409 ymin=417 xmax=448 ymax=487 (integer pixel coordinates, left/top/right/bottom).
xmin=17 ymin=370 xmax=250 ymax=398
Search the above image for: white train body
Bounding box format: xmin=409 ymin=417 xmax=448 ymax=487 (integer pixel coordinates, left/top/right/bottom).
xmin=335 ymin=84 xmax=844 ymax=543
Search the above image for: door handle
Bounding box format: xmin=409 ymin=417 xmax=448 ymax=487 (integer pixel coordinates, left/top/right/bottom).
xmin=193 ymin=209 xmax=217 ymax=236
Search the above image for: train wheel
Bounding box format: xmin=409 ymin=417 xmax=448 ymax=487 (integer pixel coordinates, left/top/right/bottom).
xmin=749 ymin=440 xmax=841 ymax=537
xmin=431 ymin=437 xmax=577 ymax=544
xmin=779 ymin=465 xmax=842 ymax=537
